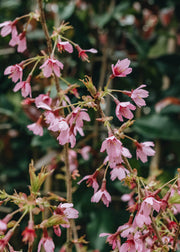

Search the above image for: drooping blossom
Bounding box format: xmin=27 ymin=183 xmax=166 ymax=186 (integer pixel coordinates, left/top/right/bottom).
xmin=38 ymin=229 xmax=55 ymax=252
xmin=56 ymin=203 xmax=79 ymax=219
xmin=78 ymin=170 xmax=99 ymax=193
xmin=91 ymin=180 xmax=111 ymax=207
xmin=13 ymin=75 xmax=32 ymax=98
xmin=99 ymin=230 xmax=121 ymax=251
xmin=57 ymin=39 xmax=73 ymax=53
xmin=130 ymin=85 xmax=149 ymax=107
xmin=27 ymin=116 xmax=43 ymax=136
xmin=67 ymin=107 xmax=90 ymax=147
xmin=35 ymin=94 xmax=52 ymax=110
xmin=115 ymin=100 xmax=136 ymax=122
xmin=68 ymin=149 xmax=78 ymax=173
xmin=100 ymin=135 xmax=132 ymax=168
xmin=53 ymin=203 xmax=79 ymax=237
xmin=99 ymin=222 xmax=134 ymax=251
xmin=0 ymin=20 xmax=18 ymax=40
xmin=111 ymin=58 xmax=132 ymax=78
xmin=40 ymin=57 xmax=64 ymax=78
xmin=110 ymin=164 xmax=130 ymax=181
xmin=17 ymin=32 xmax=27 ymax=53
xmin=79 ymin=145 xmax=91 ymax=160
xmin=9 ymin=31 xmax=27 ymax=53
xmin=4 ymin=64 xmax=23 ymax=83
xmin=135 ymin=141 xmax=155 ymax=163
xmin=0 ymin=214 xmax=12 ymax=232
xmin=121 ymin=192 xmax=135 ymax=208
xmin=22 ymin=221 xmax=36 ymax=244
xmin=0 ymin=230 xmax=13 ymax=251
xmin=134 ymin=196 xmax=161 ymax=228
xmin=76 ymin=45 xmax=97 ymax=62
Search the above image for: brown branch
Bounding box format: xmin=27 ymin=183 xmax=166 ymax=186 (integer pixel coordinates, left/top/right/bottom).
xmin=38 ymin=0 xmax=52 ymax=55
xmin=151 ymin=216 xmax=163 ymax=246
xmin=38 ymin=1 xmax=72 ymax=251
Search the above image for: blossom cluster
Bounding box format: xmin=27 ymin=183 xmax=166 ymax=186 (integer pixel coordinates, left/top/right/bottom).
xmin=1 ymin=2 xmax=180 ymax=252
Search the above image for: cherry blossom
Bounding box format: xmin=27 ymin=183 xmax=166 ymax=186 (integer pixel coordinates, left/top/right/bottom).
xmin=4 ymin=64 xmax=23 ymax=83
xmin=79 ymin=145 xmax=91 ymax=160
xmin=135 ymin=141 xmax=155 ymax=163
xmin=57 ymin=39 xmax=73 ymax=53
xmin=99 ymin=230 xmax=121 ymax=251
xmin=0 ymin=214 xmax=12 ymax=232
xmin=9 ymin=31 xmax=27 ymax=53
xmin=38 ymin=230 xmax=55 ymax=252
xmin=78 ymin=170 xmax=99 ymax=193
xmin=110 ymin=164 xmax=130 ymax=181
xmin=100 ymin=135 xmax=132 ymax=168
xmin=35 ymin=94 xmax=52 ymax=110
xmin=0 ymin=230 xmax=13 ymax=251
xmin=91 ymin=180 xmax=111 ymax=207
xmin=111 ymin=58 xmax=132 ymax=78
xmin=27 ymin=117 xmax=43 ymax=136
xmin=13 ymin=76 xmax=32 ymax=98
xmin=76 ymin=45 xmax=97 ymax=62
xmin=115 ymin=100 xmax=136 ymax=122
xmin=0 ymin=20 xmax=18 ymax=43
xmin=22 ymin=221 xmax=36 ymax=244
xmin=134 ymin=196 xmax=161 ymax=228
xmin=130 ymin=85 xmax=149 ymax=107
xmin=39 ymin=57 xmax=64 ymax=78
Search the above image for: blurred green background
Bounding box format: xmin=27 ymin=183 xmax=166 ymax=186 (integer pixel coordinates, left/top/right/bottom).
xmin=0 ymin=0 xmax=180 ymax=251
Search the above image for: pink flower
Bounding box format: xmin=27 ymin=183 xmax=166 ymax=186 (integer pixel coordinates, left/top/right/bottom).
xmin=4 ymin=64 xmax=23 ymax=83
xmin=35 ymin=94 xmax=52 ymax=110
xmin=78 ymin=170 xmax=99 ymax=193
xmin=91 ymin=180 xmax=111 ymax=207
xmin=135 ymin=141 xmax=155 ymax=163
xmin=27 ymin=121 xmax=43 ymax=136
xmin=57 ymin=39 xmax=73 ymax=53
xmin=67 ymin=107 xmax=90 ymax=147
xmin=68 ymin=149 xmax=78 ymax=173
xmin=0 ymin=214 xmax=12 ymax=232
xmin=111 ymin=58 xmax=132 ymax=78
xmin=130 ymin=85 xmax=149 ymax=107
xmin=22 ymin=221 xmax=36 ymax=244
xmin=0 ymin=230 xmax=13 ymax=251
xmin=17 ymin=32 xmax=27 ymax=53
xmin=39 ymin=57 xmax=64 ymax=78
xmin=79 ymin=145 xmax=91 ymax=160
xmin=53 ymin=203 xmax=78 ymax=237
xmin=99 ymin=230 xmax=121 ymax=251
xmin=38 ymin=230 xmax=55 ymax=252
xmin=115 ymin=100 xmax=136 ymax=122
xmin=57 ymin=203 xmax=79 ymax=219
xmin=119 ymin=239 xmax=136 ymax=252
xmin=9 ymin=31 xmax=27 ymax=53
xmin=76 ymin=45 xmax=97 ymax=62
xmin=100 ymin=135 xmax=132 ymax=168
xmin=13 ymin=76 xmax=32 ymax=98
xmin=110 ymin=164 xmax=129 ymax=181
xmin=0 ymin=20 xmax=17 ymax=38
xmin=134 ymin=196 xmax=161 ymax=228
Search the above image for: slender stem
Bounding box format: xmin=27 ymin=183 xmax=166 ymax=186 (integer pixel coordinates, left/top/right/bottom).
xmin=122 ymin=156 xmax=133 ymax=173
xmin=64 ymin=143 xmax=73 ymax=252
xmin=151 ymin=216 xmax=163 ymax=246
xmin=38 ymin=0 xmax=52 ymax=55
xmin=38 ymin=2 xmax=72 ymax=251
